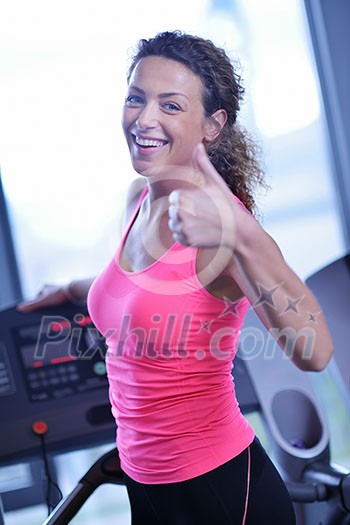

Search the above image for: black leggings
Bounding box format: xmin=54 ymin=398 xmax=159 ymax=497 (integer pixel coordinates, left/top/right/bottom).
xmin=123 ymin=438 xmax=296 ymax=524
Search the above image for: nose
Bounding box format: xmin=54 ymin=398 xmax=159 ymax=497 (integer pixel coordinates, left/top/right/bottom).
xmin=136 ymin=102 xmax=158 ymax=129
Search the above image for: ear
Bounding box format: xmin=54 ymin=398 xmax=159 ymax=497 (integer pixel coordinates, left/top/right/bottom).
xmin=204 ymin=109 xmax=227 ymax=141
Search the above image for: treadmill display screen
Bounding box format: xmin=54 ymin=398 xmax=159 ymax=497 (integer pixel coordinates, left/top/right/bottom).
xmin=13 ymin=314 xmax=108 ymax=402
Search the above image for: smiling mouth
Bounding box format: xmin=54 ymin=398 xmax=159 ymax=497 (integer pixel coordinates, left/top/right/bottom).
xmin=133 ymin=134 xmax=169 ymax=148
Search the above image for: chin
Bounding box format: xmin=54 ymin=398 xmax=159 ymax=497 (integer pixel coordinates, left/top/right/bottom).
xmin=132 ymin=161 xmax=160 ymax=178
xmin=130 ymin=154 xmax=168 ymax=174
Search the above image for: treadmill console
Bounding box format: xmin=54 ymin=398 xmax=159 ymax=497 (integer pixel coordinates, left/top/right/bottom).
xmin=0 ymin=303 xmax=115 ymax=465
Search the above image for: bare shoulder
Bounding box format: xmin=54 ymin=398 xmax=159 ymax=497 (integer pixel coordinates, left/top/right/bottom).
xmin=126 ymin=177 xmax=147 ymax=206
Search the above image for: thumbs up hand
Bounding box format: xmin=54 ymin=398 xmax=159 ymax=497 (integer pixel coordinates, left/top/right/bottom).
xmin=168 ymin=143 xmax=238 ymax=252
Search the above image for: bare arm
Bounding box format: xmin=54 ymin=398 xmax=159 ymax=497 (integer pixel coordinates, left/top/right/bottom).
xmin=17 ymin=278 xmax=95 ymax=312
xmin=227 ymin=209 xmax=333 ymax=371
xmin=168 ymin=143 xmax=334 ymax=372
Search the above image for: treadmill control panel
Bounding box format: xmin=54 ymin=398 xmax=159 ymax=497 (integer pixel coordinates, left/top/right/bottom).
xmin=0 ymin=303 xmax=115 ymax=465
xmin=13 ymin=312 xmax=107 ymax=403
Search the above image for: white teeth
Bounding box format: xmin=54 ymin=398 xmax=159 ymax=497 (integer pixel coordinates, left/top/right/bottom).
xmin=135 ymin=136 xmax=166 ymax=147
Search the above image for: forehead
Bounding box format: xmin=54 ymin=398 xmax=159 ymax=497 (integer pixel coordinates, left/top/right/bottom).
xmin=129 ymin=56 xmax=203 ymax=96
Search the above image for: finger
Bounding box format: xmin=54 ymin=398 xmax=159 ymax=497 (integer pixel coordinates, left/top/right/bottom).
xmin=168 ymin=190 xmax=183 ymax=220
xmin=168 ymin=189 xmax=182 ymax=228
xmin=169 ymin=191 xmax=197 ymax=220
xmin=168 ymin=203 xmax=179 ymax=221
xmin=17 ymin=297 xmax=47 ymax=312
xmin=194 ymin=143 xmax=232 ymax=195
xmin=17 ymin=287 xmax=65 ymax=312
xmin=168 ymin=190 xmax=180 ymax=206
xmin=168 ymin=217 xmax=182 ymax=234
xmin=172 ymin=230 xmax=190 ymax=246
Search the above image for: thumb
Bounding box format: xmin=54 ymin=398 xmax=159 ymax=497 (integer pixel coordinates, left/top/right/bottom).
xmin=193 ymin=143 xmax=232 ymax=195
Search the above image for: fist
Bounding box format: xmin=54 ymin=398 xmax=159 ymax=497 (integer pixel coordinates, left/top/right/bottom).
xmin=168 ymin=143 xmax=237 ymax=251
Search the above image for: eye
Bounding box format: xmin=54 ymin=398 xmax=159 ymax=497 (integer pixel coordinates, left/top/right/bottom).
xmin=125 ymin=94 xmax=144 ymax=106
xmin=162 ymin=102 xmax=181 ymax=113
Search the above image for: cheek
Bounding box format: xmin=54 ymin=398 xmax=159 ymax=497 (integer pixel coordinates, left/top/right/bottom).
xmin=176 ymin=122 xmax=206 ymax=150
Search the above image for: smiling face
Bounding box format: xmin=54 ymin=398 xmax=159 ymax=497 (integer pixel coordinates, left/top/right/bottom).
xmin=122 ymin=56 xmax=214 ymax=178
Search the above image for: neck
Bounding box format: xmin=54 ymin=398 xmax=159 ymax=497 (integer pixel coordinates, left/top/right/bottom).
xmin=144 ymin=165 xmax=202 ymax=202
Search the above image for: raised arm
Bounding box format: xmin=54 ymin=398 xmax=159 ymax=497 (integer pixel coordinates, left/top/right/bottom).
xmin=227 ymin=211 xmax=333 ymax=371
xmin=168 ymin=143 xmax=334 ymax=371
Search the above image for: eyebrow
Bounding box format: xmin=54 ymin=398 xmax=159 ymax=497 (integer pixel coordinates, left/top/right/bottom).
xmin=129 ymin=85 xmax=190 ymax=101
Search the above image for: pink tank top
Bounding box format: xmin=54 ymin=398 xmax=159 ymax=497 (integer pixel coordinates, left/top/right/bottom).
xmin=87 ymin=188 xmax=254 ymax=484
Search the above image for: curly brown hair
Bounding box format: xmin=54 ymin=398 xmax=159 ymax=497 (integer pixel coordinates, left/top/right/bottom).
xmin=127 ymin=30 xmax=266 ymax=214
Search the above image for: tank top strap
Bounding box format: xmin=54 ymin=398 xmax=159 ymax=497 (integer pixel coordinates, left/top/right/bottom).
xmin=121 ymin=185 xmax=149 ymax=245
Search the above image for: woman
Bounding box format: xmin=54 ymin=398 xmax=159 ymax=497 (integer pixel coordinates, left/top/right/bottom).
xmin=19 ymin=31 xmax=333 ymax=524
